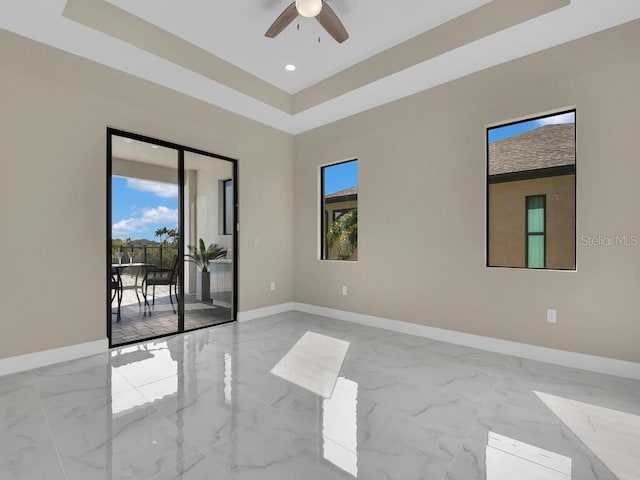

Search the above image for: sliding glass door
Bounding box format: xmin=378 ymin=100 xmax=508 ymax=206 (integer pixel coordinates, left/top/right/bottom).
xmin=107 ymin=129 xmax=237 ymax=347
xmin=183 ymin=151 xmax=234 ymax=330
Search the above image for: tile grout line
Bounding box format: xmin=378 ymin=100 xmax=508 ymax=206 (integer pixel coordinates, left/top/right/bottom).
xmin=30 ymin=371 xmax=69 ymax=480
xmin=143 ymin=411 xmax=233 ymax=480
xmin=127 ymin=354 xmax=236 ymax=480
xmin=437 ymin=358 xmax=507 ymax=480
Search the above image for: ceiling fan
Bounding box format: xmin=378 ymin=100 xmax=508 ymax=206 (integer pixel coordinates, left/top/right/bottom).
xmin=265 ymin=0 xmax=349 ymax=44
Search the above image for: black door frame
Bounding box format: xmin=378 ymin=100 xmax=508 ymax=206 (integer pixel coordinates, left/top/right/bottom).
xmin=106 ymin=127 xmax=239 ymax=348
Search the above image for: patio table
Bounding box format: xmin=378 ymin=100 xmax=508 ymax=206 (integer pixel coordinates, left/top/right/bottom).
xmin=111 ymin=263 xmax=152 ymax=320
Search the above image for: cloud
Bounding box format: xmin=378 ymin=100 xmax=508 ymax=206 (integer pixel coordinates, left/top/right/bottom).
xmin=112 ymin=218 xmax=140 ymax=237
xmin=535 ymin=112 xmax=575 ymax=127
xmin=112 ymin=206 xmax=178 ymax=237
xmin=126 ymin=179 xmax=178 ymax=198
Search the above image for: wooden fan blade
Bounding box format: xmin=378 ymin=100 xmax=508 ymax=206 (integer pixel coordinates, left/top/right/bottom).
xmin=265 ymin=2 xmax=298 ymax=38
xmin=316 ymin=1 xmax=349 ymax=43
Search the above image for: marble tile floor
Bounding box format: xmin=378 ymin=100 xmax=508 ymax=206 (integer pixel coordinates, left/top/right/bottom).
xmin=1 ymin=311 xmax=639 ymax=480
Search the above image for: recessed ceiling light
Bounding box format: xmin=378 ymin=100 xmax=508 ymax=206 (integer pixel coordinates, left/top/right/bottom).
xmin=285 ymin=64 xmax=296 ymax=72
xmin=122 ymin=138 xmax=136 ymax=144
xmin=151 ymin=145 xmax=159 ymax=149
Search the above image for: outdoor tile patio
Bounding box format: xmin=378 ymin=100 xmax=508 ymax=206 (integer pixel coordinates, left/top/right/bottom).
xmin=111 ymin=282 xmax=232 ymax=345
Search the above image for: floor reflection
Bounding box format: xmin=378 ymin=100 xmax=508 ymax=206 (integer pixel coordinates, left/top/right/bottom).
xmin=322 ymin=377 xmax=358 ymax=477
xmin=110 ymin=342 xmax=178 ymax=412
xmin=486 ymin=431 xmax=571 ymax=479
xmin=111 ymin=342 xmax=177 ymax=386
xmin=536 ymin=391 xmax=640 ymax=480
xmin=224 ymin=352 xmax=233 ymax=405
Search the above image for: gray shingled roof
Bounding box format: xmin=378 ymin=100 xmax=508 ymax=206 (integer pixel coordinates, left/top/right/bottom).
xmin=489 ymin=124 xmax=575 ymax=176
xmin=326 ymin=185 xmax=358 ymax=199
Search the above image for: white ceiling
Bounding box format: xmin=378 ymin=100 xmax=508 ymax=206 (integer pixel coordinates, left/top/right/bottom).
xmin=112 ymin=135 xmax=178 ymax=169
xmin=112 ymin=135 xmax=230 ymax=171
xmin=1 ymin=1 xmax=640 ymax=134
xmin=105 ymin=0 xmax=491 ymax=93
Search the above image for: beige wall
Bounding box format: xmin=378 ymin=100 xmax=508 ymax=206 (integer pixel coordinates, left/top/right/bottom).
xmin=488 ymin=175 xmax=575 ymax=270
xmin=0 ymin=30 xmax=294 ymax=359
xmin=294 ymin=20 xmax=640 ymax=362
xmin=2 ymin=21 xmax=639 ymax=364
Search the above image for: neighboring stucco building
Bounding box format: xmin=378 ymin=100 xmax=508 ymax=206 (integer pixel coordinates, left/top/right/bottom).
xmin=488 ymin=124 xmax=576 ymax=270
xmin=324 ymin=186 xmax=358 ymax=260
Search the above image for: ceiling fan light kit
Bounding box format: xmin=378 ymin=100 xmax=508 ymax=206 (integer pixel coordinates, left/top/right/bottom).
xmin=295 ymin=0 xmax=322 ymax=18
xmin=265 ymin=0 xmax=349 ymax=44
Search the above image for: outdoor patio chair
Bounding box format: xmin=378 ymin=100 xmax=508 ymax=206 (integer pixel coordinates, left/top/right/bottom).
xmin=111 ymin=267 xmax=123 ymax=320
xmin=144 ymin=255 xmax=180 ymax=313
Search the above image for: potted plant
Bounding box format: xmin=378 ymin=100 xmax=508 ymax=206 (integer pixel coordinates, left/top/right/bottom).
xmin=186 ymin=239 xmax=226 ymax=301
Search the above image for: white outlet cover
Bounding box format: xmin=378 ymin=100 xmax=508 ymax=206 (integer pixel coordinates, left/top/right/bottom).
xmin=342 ymin=286 xmax=348 ymax=295
xmin=547 ymin=309 xmax=557 ymax=323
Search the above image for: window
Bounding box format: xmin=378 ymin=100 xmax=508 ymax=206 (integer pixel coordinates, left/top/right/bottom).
xmin=223 ymin=179 xmax=233 ymax=235
xmin=526 ymin=195 xmax=546 ymax=268
xmin=487 ymin=110 xmax=576 ymax=270
xmin=333 ymin=208 xmax=354 ymax=221
xmin=321 ymin=160 xmax=358 ymax=261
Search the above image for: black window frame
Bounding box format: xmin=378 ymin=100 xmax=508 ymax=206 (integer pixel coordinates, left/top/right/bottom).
xmin=333 ymin=208 xmax=355 ymax=221
xmin=223 ymin=178 xmax=233 ymax=235
xmin=320 ymin=159 xmax=358 ymax=261
xmin=485 ymin=108 xmax=577 ymax=271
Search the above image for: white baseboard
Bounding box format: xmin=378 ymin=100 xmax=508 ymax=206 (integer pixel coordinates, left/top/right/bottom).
xmin=291 ymin=302 xmax=640 ymax=381
xmin=0 ymin=338 xmax=109 ymax=377
xmin=4 ymin=304 xmax=637 ymax=381
xmin=237 ymin=302 xmax=296 ymax=322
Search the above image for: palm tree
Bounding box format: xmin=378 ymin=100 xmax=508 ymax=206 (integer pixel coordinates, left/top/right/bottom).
xmin=185 ymin=238 xmax=226 ymax=273
xmin=154 ymin=227 xmax=178 ymax=246
xmin=327 ymin=209 xmax=358 ymax=260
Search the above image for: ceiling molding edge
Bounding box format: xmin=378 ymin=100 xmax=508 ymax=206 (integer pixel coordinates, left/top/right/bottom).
xmin=291 ymin=0 xmax=570 ymax=113
xmin=1 ymin=0 xmax=639 ymax=135
xmin=63 ymin=0 xmax=294 ymax=114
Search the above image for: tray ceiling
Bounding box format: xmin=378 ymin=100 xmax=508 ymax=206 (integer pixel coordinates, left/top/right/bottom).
xmin=1 ymin=0 xmax=639 ymax=134
xmin=104 ymin=0 xmax=492 ymax=94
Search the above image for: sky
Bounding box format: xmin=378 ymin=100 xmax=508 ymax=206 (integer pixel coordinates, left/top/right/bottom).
xmin=488 ymin=111 xmax=574 ymax=143
xmin=112 ymin=177 xmax=178 ymax=240
xmin=324 ymin=160 xmax=358 ymax=195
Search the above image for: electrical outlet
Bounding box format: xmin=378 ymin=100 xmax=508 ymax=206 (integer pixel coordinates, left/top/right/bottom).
xmin=547 ymin=309 xmax=557 ymax=324
xmin=270 ymin=281 xmax=276 ymax=291
xmin=342 ymin=286 xmax=348 ymax=296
